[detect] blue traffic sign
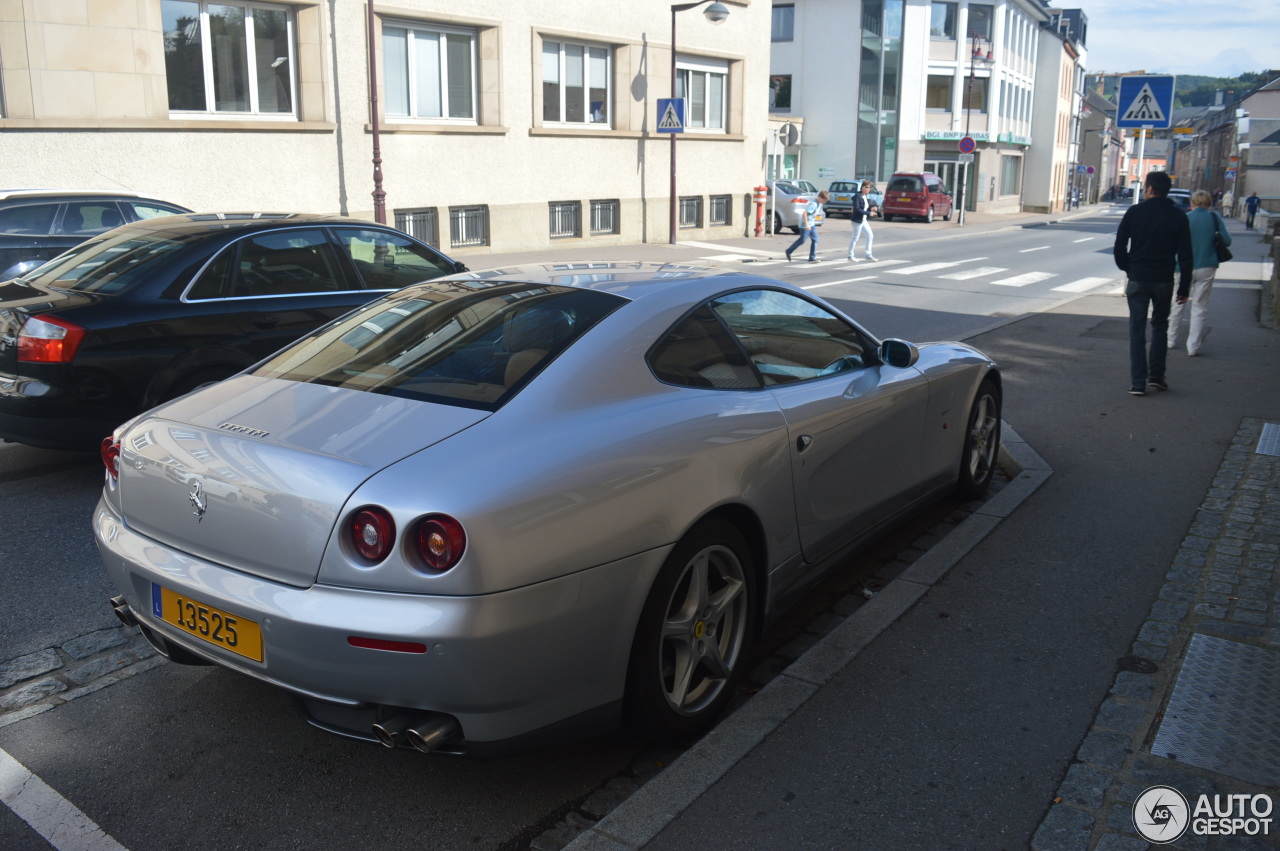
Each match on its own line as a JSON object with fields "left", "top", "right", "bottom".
{"left": 657, "top": 98, "right": 685, "bottom": 133}
{"left": 1116, "top": 75, "right": 1175, "bottom": 129}
{"left": 958, "top": 135, "right": 976, "bottom": 154}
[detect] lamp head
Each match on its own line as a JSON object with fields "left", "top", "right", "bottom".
{"left": 704, "top": 2, "right": 730, "bottom": 23}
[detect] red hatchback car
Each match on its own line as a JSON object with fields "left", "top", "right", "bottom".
{"left": 881, "top": 172, "right": 954, "bottom": 223}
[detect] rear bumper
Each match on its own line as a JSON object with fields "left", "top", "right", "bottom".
{"left": 0, "top": 371, "right": 127, "bottom": 449}
{"left": 94, "top": 497, "right": 669, "bottom": 747}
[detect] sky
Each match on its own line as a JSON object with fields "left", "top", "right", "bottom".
{"left": 1080, "top": 0, "right": 1280, "bottom": 79}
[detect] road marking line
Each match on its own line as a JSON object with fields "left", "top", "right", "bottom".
{"left": 990, "top": 271, "right": 1057, "bottom": 287}
{"left": 803, "top": 276, "right": 879, "bottom": 289}
{"left": 1052, "top": 276, "right": 1113, "bottom": 293}
{"left": 677, "top": 240, "right": 756, "bottom": 253}
{"left": 697, "top": 253, "right": 763, "bottom": 262}
{"left": 1073, "top": 237, "right": 1096, "bottom": 243}
{"left": 834, "top": 259, "right": 908, "bottom": 270}
{"left": 939, "top": 266, "right": 1008, "bottom": 280}
{"left": 0, "top": 746, "right": 128, "bottom": 851}
{"left": 888, "top": 258, "right": 987, "bottom": 275}
{"left": 1020, "top": 246, "right": 1051, "bottom": 253}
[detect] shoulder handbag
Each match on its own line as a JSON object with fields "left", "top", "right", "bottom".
{"left": 1212, "top": 213, "right": 1233, "bottom": 263}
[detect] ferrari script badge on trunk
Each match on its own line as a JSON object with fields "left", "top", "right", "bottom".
{"left": 188, "top": 481, "right": 207, "bottom": 522}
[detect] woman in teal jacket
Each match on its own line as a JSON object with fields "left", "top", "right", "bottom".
{"left": 1167, "top": 189, "right": 1232, "bottom": 356}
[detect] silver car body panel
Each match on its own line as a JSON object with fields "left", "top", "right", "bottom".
{"left": 96, "top": 262, "right": 998, "bottom": 746}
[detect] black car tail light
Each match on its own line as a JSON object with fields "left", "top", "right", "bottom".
{"left": 415, "top": 515, "right": 466, "bottom": 572}
{"left": 101, "top": 437, "right": 121, "bottom": 480}
{"left": 18, "top": 314, "right": 86, "bottom": 363}
{"left": 351, "top": 507, "right": 396, "bottom": 562}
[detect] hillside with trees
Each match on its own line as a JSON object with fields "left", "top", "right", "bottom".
{"left": 1175, "top": 72, "right": 1273, "bottom": 107}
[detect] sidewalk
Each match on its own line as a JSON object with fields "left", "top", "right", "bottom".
{"left": 553, "top": 215, "right": 1280, "bottom": 849}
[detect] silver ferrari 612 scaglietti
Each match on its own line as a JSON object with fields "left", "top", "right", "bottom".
{"left": 96, "top": 262, "right": 1001, "bottom": 756}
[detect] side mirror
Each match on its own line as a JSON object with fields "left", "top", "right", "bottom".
{"left": 880, "top": 338, "right": 919, "bottom": 368}
{"left": 454, "top": 261, "right": 469, "bottom": 273}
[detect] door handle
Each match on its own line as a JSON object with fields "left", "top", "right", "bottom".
{"left": 796, "top": 435, "right": 813, "bottom": 453}
{"left": 253, "top": 314, "right": 280, "bottom": 329}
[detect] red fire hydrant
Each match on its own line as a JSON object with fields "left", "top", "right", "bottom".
{"left": 753, "top": 185, "right": 768, "bottom": 236}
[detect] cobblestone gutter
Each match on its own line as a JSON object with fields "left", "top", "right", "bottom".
{"left": 1033, "top": 417, "right": 1280, "bottom": 851}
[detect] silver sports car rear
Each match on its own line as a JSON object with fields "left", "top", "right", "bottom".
{"left": 97, "top": 263, "right": 1001, "bottom": 755}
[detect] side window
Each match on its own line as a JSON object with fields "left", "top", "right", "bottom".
{"left": 60, "top": 203, "right": 124, "bottom": 235}
{"left": 186, "top": 248, "right": 233, "bottom": 301}
{"left": 333, "top": 228, "right": 453, "bottom": 290}
{"left": 709, "top": 289, "right": 867, "bottom": 386}
{"left": 230, "top": 229, "right": 346, "bottom": 297}
{"left": 0, "top": 203, "right": 58, "bottom": 235}
{"left": 648, "top": 305, "right": 759, "bottom": 390}
{"left": 127, "top": 202, "right": 188, "bottom": 220}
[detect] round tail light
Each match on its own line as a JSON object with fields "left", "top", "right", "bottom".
{"left": 101, "top": 437, "right": 121, "bottom": 480}
{"left": 351, "top": 507, "right": 396, "bottom": 562}
{"left": 415, "top": 515, "right": 466, "bottom": 572}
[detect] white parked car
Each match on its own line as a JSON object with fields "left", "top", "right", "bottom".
{"left": 765, "top": 180, "right": 823, "bottom": 234}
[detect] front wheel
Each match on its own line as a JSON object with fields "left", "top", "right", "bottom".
{"left": 943, "top": 206, "right": 952, "bottom": 222}
{"left": 956, "top": 377, "right": 1001, "bottom": 500}
{"left": 625, "top": 519, "right": 755, "bottom": 742}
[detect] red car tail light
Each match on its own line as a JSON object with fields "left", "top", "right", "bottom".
{"left": 101, "top": 437, "right": 121, "bottom": 480}
{"left": 18, "top": 314, "right": 86, "bottom": 363}
{"left": 415, "top": 514, "right": 466, "bottom": 572}
{"left": 351, "top": 507, "right": 396, "bottom": 562}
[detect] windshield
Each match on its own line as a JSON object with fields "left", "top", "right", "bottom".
{"left": 252, "top": 280, "right": 626, "bottom": 411}
{"left": 20, "top": 229, "right": 194, "bottom": 294}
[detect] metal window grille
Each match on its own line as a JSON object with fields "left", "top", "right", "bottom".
{"left": 394, "top": 208, "right": 439, "bottom": 247}
{"left": 449, "top": 205, "right": 489, "bottom": 248}
{"left": 590, "top": 199, "right": 620, "bottom": 235}
{"left": 548, "top": 201, "right": 581, "bottom": 239}
{"left": 679, "top": 196, "right": 702, "bottom": 229}
{"left": 709, "top": 195, "right": 731, "bottom": 226}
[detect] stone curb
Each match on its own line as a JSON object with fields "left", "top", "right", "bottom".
{"left": 562, "top": 421, "right": 1052, "bottom": 850}
{"left": 1031, "top": 417, "right": 1280, "bottom": 851}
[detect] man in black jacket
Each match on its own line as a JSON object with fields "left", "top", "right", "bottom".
{"left": 1114, "top": 171, "right": 1193, "bottom": 395}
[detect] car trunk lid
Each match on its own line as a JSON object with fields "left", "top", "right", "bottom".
{"left": 114, "top": 375, "right": 488, "bottom": 587}
{"left": 0, "top": 280, "right": 98, "bottom": 371}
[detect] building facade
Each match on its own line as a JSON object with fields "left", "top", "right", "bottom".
{"left": 0, "top": 0, "right": 771, "bottom": 256}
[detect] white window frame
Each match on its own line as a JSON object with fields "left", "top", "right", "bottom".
{"left": 541, "top": 38, "right": 613, "bottom": 126}
{"left": 676, "top": 56, "right": 728, "bottom": 132}
{"left": 162, "top": 0, "right": 298, "bottom": 119}
{"left": 382, "top": 19, "right": 478, "bottom": 123}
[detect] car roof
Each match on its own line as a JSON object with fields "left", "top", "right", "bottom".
{"left": 0, "top": 189, "right": 178, "bottom": 202}
{"left": 109, "top": 212, "right": 399, "bottom": 237}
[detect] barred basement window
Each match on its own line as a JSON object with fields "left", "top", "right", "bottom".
{"left": 394, "top": 208, "right": 439, "bottom": 247}
{"left": 449, "top": 205, "right": 489, "bottom": 247}
{"left": 709, "top": 195, "right": 731, "bottom": 226}
{"left": 590, "top": 199, "right": 619, "bottom": 235}
{"left": 679, "top": 197, "right": 702, "bottom": 229}
{"left": 549, "top": 201, "right": 582, "bottom": 239}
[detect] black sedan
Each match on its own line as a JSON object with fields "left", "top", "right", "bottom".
{"left": 0, "top": 213, "right": 465, "bottom": 450}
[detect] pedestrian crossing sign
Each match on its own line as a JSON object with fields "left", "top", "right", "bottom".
{"left": 657, "top": 98, "right": 685, "bottom": 133}
{"left": 1116, "top": 75, "right": 1175, "bottom": 129}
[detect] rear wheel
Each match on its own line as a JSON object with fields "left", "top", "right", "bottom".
{"left": 925, "top": 206, "right": 935, "bottom": 224}
{"left": 767, "top": 212, "right": 783, "bottom": 234}
{"left": 882, "top": 213, "right": 893, "bottom": 222}
{"left": 956, "top": 377, "right": 1001, "bottom": 500}
{"left": 625, "top": 519, "right": 754, "bottom": 742}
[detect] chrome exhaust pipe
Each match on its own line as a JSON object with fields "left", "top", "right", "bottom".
{"left": 110, "top": 595, "right": 138, "bottom": 627}
{"left": 406, "top": 717, "right": 461, "bottom": 754}
{"left": 370, "top": 713, "right": 419, "bottom": 749}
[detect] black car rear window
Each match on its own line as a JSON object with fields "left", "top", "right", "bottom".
{"left": 20, "top": 230, "right": 194, "bottom": 294}
{"left": 888, "top": 176, "right": 924, "bottom": 193}
{"left": 252, "top": 281, "right": 626, "bottom": 411}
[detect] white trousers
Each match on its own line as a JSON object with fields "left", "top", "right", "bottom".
{"left": 847, "top": 219, "right": 874, "bottom": 259}
{"left": 1167, "top": 267, "right": 1216, "bottom": 354}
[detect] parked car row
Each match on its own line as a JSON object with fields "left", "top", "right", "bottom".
{"left": 766, "top": 173, "right": 955, "bottom": 229}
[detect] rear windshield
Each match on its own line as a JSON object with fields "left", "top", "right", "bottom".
{"left": 887, "top": 176, "right": 924, "bottom": 193}
{"left": 19, "top": 230, "right": 194, "bottom": 294}
{"left": 830, "top": 182, "right": 857, "bottom": 193}
{"left": 252, "top": 281, "right": 626, "bottom": 411}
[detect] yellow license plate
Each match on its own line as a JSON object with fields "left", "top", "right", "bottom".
{"left": 153, "top": 584, "right": 264, "bottom": 662}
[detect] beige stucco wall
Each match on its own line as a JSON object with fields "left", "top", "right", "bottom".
{"left": 0, "top": 0, "right": 768, "bottom": 254}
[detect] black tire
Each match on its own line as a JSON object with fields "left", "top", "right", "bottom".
{"left": 788, "top": 225, "right": 801, "bottom": 234}
{"left": 956, "top": 377, "right": 1001, "bottom": 500}
{"left": 624, "top": 519, "right": 755, "bottom": 742}
{"left": 165, "top": 367, "right": 236, "bottom": 402}
{"left": 882, "top": 213, "right": 892, "bottom": 222}
{"left": 766, "top": 212, "right": 783, "bottom": 235}
{"left": 943, "top": 206, "right": 952, "bottom": 222}
{"left": 925, "top": 206, "right": 935, "bottom": 224}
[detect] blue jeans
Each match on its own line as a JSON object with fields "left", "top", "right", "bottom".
{"left": 1126, "top": 278, "right": 1174, "bottom": 388}
{"left": 787, "top": 226, "right": 818, "bottom": 260}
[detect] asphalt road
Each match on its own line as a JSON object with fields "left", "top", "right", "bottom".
{"left": 0, "top": 206, "right": 1138, "bottom": 850}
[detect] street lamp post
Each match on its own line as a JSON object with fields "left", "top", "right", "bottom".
{"left": 669, "top": 1, "right": 729, "bottom": 245}
{"left": 367, "top": 0, "right": 386, "bottom": 223}
{"left": 958, "top": 34, "right": 992, "bottom": 227}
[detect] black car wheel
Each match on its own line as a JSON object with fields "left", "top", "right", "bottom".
{"left": 956, "top": 377, "right": 1001, "bottom": 500}
{"left": 625, "top": 518, "right": 754, "bottom": 742}
{"left": 925, "top": 206, "right": 935, "bottom": 224}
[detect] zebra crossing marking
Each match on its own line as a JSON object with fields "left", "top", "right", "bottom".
{"left": 888, "top": 258, "right": 987, "bottom": 275}
{"left": 1052, "top": 276, "right": 1113, "bottom": 293}
{"left": 939, "top": 266, "right": 1008, "bottom": 280}
{"left": 990, "top": 271, "right": 1057, "bottom": 287}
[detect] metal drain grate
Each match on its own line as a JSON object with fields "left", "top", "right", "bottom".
{"left": 1150, "top": 634, "right": 1280, "bottom": 787}
{"left": 1259, "top": 422, "right": 1280, "bottom": 456}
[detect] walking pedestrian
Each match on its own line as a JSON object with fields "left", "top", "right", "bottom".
{"left": 846, "top": 180, "right": 879, "bottom": 262}
{"left": 1212, "top": 188, "right": 1223, "bottom": 209}
{"left": 1244, "top": 191, "right": 1261, "bottom": 229}
{"left": 786, "top": 190, "right": 828, "bottom": 262}
{"left": 1113, "top": 171, "right": 1193, "bottom": 396}
{"left": 1167, "top": 190, "right": 1232, "bottom": 357}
